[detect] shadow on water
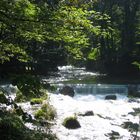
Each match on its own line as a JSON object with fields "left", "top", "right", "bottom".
{"left": 63, "top": 75, "right": 140, "bottom": 84}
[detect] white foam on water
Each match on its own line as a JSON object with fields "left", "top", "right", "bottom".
{"left": 49, "top": 93, "right": 140, "bottom": 140}
{"left": 47, "top": 66, "right": 99, "bottom": 83}
{"left": 0, "top": 82, "right": 140, "bottom": 140}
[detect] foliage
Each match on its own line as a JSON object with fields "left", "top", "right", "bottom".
{"left": 62, "top": 116, "right": 81, "bottom": 129}
{"left": 42, "top": 82, "right": 57, "bottom": 92}
{"left": 0, "top": 0, "right": 140, "bottom": 76}
{"left": 12, "top": 74, "right": 45, "bottom": 98}
{"left": 85, "top": 0, "right": 140, "bottom": 75}
{"left": 14, "top": 89, "right": 27, "bottom": 102}
{"left": 34, "top": 103, "right": 56, "bottom": 121}
{"left": 0, "top": 109, "right": 50, "bottom": 140}
{"left": 30, "top": 98, "right": 43, "bottom": 105}
{"left": 132, "top": 61, "right": 140, "bottom": 69}
{"left": 0, "top": 91, "right": 9, "bottom": 104}
{"left": 0, "top": 0, "right": 35, "bottom": 63}
{"left": 0, "top": 0, "right": 100, "bottom": 75}
{"left": 0, "top": 110, "right": 26, "bottom": 140}
{"left": 0, "top": 87, "right": 56, "bottom": 140}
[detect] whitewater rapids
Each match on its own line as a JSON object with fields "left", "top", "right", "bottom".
{"left": 49, "top": 93, "right": 140, "bottom": 140}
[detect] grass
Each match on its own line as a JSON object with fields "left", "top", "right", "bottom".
{"left": 30, "top": 98, "right": 43, "bottom": 105}
{"left": 62, "top": 116, "right": 81, "bottom": 129}
{"left": 34, "top": 103, "right": 56, "bottom": 121}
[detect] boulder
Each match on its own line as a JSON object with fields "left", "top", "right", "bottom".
{"left": 59, "top": 86, "right": 75, "bottom": 97}
{"left": 128, "top": 99, "right": 140, "bottom": 103}
{"left": 63, "top": 116, "right": 81, "bottom": 129}
{"left": 78, "top": 111, "right": 94, "bottom": 116}
{"left": 105, "top": 95, "right": 117, "bottom": 100}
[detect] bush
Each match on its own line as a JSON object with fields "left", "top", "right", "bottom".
{"left": 62, "top": 116, "right": 81, "bottom": 129}
{"left": 12, "top": 75, "right": 44, "bottom": 98}
{"left": 0, "top": 77, "right": 56, "bottom": 139}
{"left": 34, "top": 103, "right": 56, "bottom": 121}
{"left": 0, "top": 110, "right": 31, "bottom": 140}
{"left": 14, "top": 90, "right": 27, "bottom": 102}
{"left": 42, "top": 82, "right": 57, "bottom": 92}
{"left": 0, "top": 109, "right": 56, "bottom": 140}
{"left": 0, "top": 91, "right": 9, "bottom": 104}
{"left": 11, "top": 74, "right": 50, "bottom": 103}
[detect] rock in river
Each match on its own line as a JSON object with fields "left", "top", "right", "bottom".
{"left": 59, "top": 86, "right": 75, "bottom": 97}
{"left": 78, "top": 111, "right": 94, "bottom": 116}
{"left": 105, "top": 95, "right": 117, "bottom": 100}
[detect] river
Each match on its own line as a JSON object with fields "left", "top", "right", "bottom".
{"left": 1, "top": 66, "right": 140, "bottom": 140}
{"left": 48, "top": 66, "right": 140, "bottom": 140}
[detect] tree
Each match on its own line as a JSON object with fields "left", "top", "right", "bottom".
{"left": 85, "top": 0, "right": 140, "bottom": 76}
{"left": 0, "top": 0, "right": 100, "bottom": 76}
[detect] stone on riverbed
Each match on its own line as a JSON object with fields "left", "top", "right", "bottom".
{"left": 128, "top": 98, "right": 140, "bottom": 103}
{"left": 106, "top": 130, "right": 120, "bottom": 139}
{"left": 78, "top": 111, "right": 94, "bottom": 116}
{"left": 122, "top": 121, "right": 139, "bottom": 132}
{"left": 59, "top": 86, "right": 75, "bottom": 97}
{"left": 105, "top": 95, "right": 117, "bottom": 100}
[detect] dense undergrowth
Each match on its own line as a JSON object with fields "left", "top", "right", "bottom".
{"left": 0, "top": 75, "right": 57, "bottom": 140}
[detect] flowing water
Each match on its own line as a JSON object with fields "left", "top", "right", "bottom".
{"left": 46, "top": 65, "right": 99, "bottom": 84}
{"left": 48, "top": 66, "right": 140, "bottom": 140}
{"left": 1, "top": 66, "right": 140, "bottom": 140}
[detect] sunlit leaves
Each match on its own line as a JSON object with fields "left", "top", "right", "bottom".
{"left": 132, "top": 61, "right": 140, "bottom": 69}
{"left": 14, "top": 0, "right": 37, "bottom": 19}
{"left": 88, "top": 47, "right": 100, "bottom": 60}
{"left": 0, "top": 0, "right": 40, "bottom": 63}
{"left": 47, "top": 5, "right": 101, "bottom": 59}
{"left": 0, "top": 41, "right": 29, "bottom": 63}
{"left": 0, "top": 0, "right": 106, "bottom": 63}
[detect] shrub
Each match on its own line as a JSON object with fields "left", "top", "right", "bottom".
{"left": 0, "top": 110, "right": 31, "bottom": 140}
{"left": 0, "top": 91, "right": 9, "bottom": 104}
{"left": 34, "top": 103, "right": 56, "bottom": 121}
{"left": 14, "top": 90, "right": 27, "bottom": 102}
{"left": 12, "top": 75, "right": 44, "bottom": 98}
{"left": 62, "top": 116, "right": 81, "bottom": 129}
{"left": 0, "top": 109, "right": 56, "bottom": 140}
{"left": 30, "top": 98, "right": 43, "bottom": 105}
{"left": 12, "top": 75, "right": 49, "bottom": 102}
